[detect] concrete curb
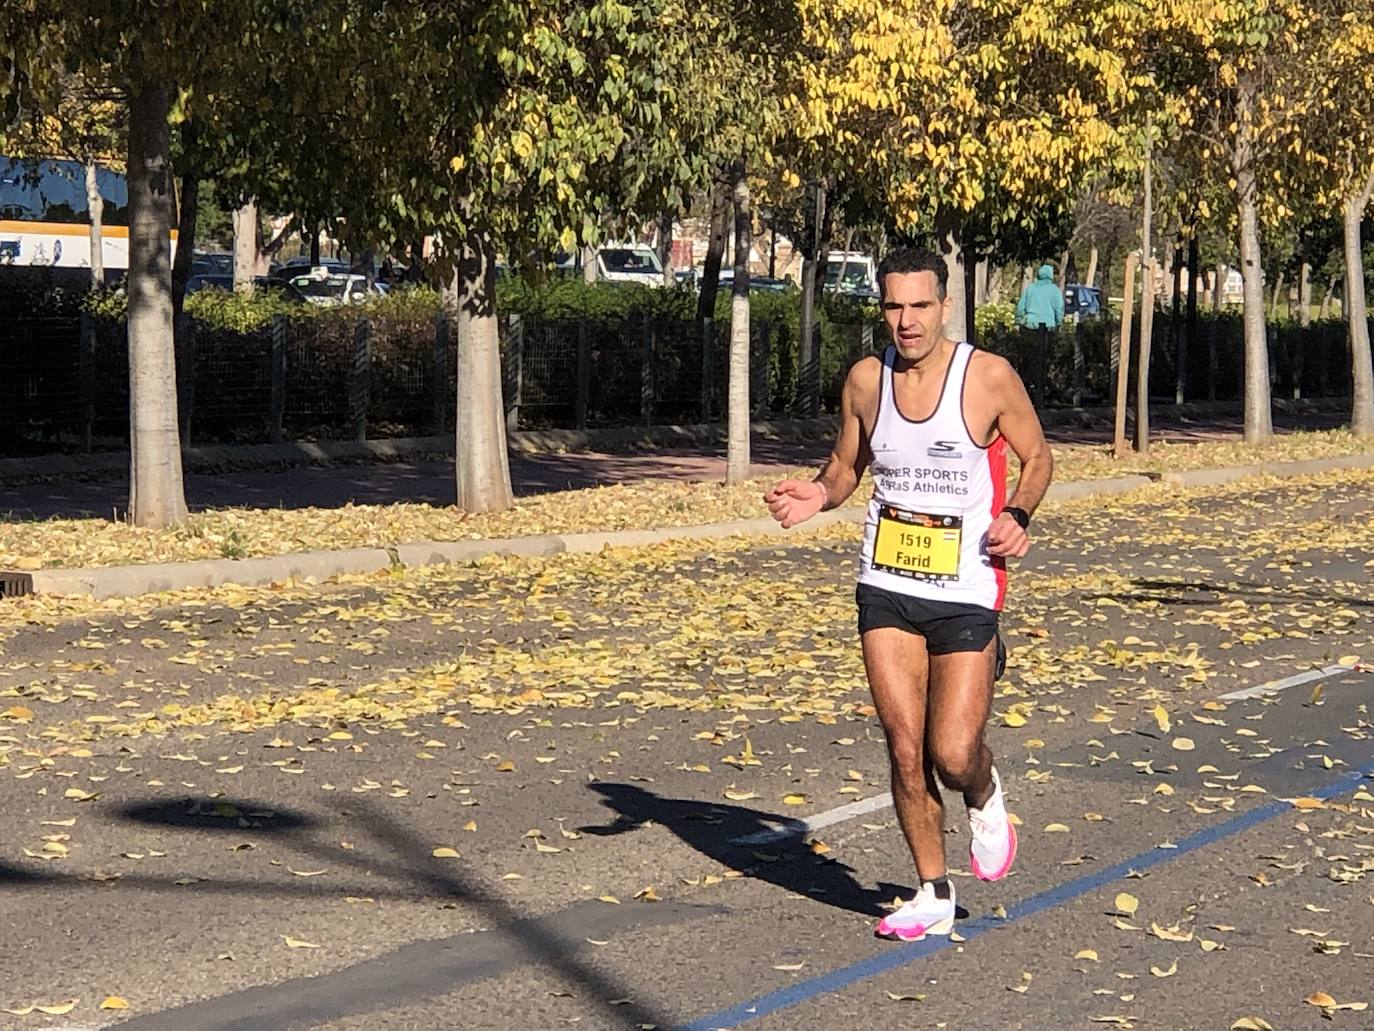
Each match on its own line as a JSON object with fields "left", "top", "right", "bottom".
{"left": 16, "top": 455, "right": 1371, "bottom": 601}
{"left": 1158, "top": 452, "right": 1374, "bottom": 487}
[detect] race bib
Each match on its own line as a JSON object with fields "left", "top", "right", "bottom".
{"left": 872, "top": 506, "right": 963, "bottom": 581}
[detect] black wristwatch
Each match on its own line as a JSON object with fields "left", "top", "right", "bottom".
{"left": 1001, "top": 505, "right": 1030, "bottom": 529}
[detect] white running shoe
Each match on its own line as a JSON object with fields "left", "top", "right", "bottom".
{"left": 969, "top": 766, "right": 1017, "bottom": 882}
{"left": 874, "top": 882, "right": 956, "bottom": 942}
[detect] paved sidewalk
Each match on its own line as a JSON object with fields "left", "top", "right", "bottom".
{"left": 6, "top": 405, "right": 1351, "bottom": 520}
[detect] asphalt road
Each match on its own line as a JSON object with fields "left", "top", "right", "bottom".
{"left": 0, "top": 469, "right": 1370, "bottom": 1030}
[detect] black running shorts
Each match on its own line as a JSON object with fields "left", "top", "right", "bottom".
{"left": 856, "top": 583, "right": 1006, "bottom": 677}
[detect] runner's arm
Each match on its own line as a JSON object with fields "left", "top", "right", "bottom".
{"left": 993, "top": 359, "right": 1053, "bottom": 516}
{"left": 813, "top": 359, "right": 874, "bottom": 510}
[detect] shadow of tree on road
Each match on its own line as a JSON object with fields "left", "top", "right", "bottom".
{"left": 0, "top": 795, "right": 677, "bottom": 1031}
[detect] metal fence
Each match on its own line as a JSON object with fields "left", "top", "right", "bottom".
{"left": 0, "top": 309, "right": 1365, "bottom": 452}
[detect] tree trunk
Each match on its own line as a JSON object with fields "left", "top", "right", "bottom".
{"left": 1235, "top": 174, "right": 1274, "bottom": 441}
{"left": 581, "top": 244, "right": 598, "bottom": 284}
{"left": 256, "top": 216, "right": 295, "bottom": 277}
{"left": 85, "top": 161, "right": 104, "bottom": 285}
{"left": 126, "top": 85, "right": 188, "bottom": 529}
{"left": 310, "top": 224, "right": 321, "bottom": 268}
{"left": 986, "top": 262, "right": 1004, "bottom": 303}
{"left": 798, "top": 181, "right": 829, "bottom": 417}
{"left": 1345, "top": 184, "right": 1374, "bottom": 436}
{"left": 1214, "top": 262, "right": 1227, "bottom": 312}
{"left": 1135, "top": 129, "right": 1155, "bottom": 452}
{"left": 696, "top": 180, "right": 731, "bottom": 324}
{"left": 1136, "top": 260, "right": 1155, "bottom": 453}
{"left": 1085, "top": 246, "right": 1099, "bottom": 290}
{"left": 658, "top": 214, "right": 674, "bottom": 288}
{"left": 453, "top": 229, "right": 514, "bottom": 511}
{"left": 974, "top": 257, "right": 989, "bottom": 305}
{"left": 726, "top": 162, "right": 752, "bottom": 484}
{"left": 171, "top": 137, "right": 198, "bottom": 313}
{"left": 937, "top": 212, "right": 969, "bottom": 343}
{"left": 1298, "top": 262, "right": 1311, "bottom": 328}
{"left": 171, "top": 155, "right": 198, "bottom": 444}
{"left": 1319, "top": 280, "right": 1336, "bottom": 321}
{"left": 232, "top": 201, "right": 257, "bottom": 293}
{"left": 1057, "top": 248, "right": 1069, "bottom": 290}
{"left": 1114, "top": 253, "right": 1138, "bottom": 459}
{"left": 1183, "top": 234, "right": 1198, "bottom": 403}
{"left": 1269, "top": 270, "right": 1285, "bottom": 321}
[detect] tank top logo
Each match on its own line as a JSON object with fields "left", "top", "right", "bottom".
{"left": 927, "top": 440, "right": 965, "bottom": 460}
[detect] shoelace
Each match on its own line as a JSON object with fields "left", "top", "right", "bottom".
{"left": 970, "top": 808, "right": 1001, "bottom": 840}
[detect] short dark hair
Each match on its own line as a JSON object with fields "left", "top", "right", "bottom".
{"left": 877, "top": 248, "right": 947, "bottom": 301}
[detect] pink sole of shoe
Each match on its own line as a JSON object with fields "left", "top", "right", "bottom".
{"left": 971, "top": 821, "right": 1018, "bottom": 882}
{"left": 874, "top": 914, "right": 955, "bottom": 942}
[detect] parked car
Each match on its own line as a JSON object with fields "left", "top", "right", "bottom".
{"left": 190, "top": 251, "right": 232, "bottom": 277}
{"left": 184, "top": 273, "right": 308, "bottom": 303}
{"left": 185, "top": 272, "right": 235, "bottom": 294}
{"left": 1064, "top": 283, "right": 1103, "bottom": 318}
{"left": 596, "top": 243, "right": 665, "bottom": 287}
{"left": 254, "top": 276, "right": 308, "bottom": 303}
{"left": 289, "top": 270, "right": 374, "bottom": 306}
{"left": 716, "top": 269, "right": 796, "bottom": 293}
{"left": 825, "top": 252, "right": 878, "bottom": 297}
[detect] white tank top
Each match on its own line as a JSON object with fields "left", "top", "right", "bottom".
{"left": 857, "top": 342, "right": 1009, "bottom": 610}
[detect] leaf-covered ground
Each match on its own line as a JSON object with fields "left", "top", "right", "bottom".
{"left": 1, "top": 429, "right": 1368, "bottom": 571}
{"left": 0, "top": 468, "right": 1369, "bottom": 1028}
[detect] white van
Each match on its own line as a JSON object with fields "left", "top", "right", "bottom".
{"left": 596, "top": 243, "right": 664, "bottom": 287}
{"left": 825, "top": 251, "right": 877, "bottom": 297}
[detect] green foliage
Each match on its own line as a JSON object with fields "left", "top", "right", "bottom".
{"left": 82, "top": 285, "right": 129, "bottom": 320}
{"left": 183, "top": 288, "right": 304, "bottom": 331}
{"left": 497, "top": 278, "right": 699, "bottom": 323}
{"left": 975, "top": 302, "right": 1017, "bottom": 337}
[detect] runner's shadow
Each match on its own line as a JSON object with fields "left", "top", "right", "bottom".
{"left": 580, "top": 782, "right": 914, "bottom": 918}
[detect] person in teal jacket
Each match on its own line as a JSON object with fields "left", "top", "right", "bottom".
{"left": 1016, "top": 264, "right": 1065, "bottom": 329}
{"left": 1015, "top": 264, "right": 1063, "bottom": 405}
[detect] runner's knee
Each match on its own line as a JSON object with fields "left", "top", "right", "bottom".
{"left": 929, "top": 739, "right": 980, "bottom": 789}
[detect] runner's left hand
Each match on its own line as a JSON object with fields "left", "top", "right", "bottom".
{"left": 985, "top": 513, "right": 1030, "bottom": 558}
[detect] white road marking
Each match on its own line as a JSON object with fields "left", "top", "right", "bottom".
{"left": 731, "top": 791, "right": 894, "bottom": 846}
{"left": 729, "top": 665, "right": 1363, "bottom": 847}
{"left": 1218, "top": 663, "right": 1357, "bottom": 701}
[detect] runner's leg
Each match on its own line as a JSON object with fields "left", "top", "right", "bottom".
{"left": 926, "top": 636, "right": 998, "bottom": 809}
{"left": 861, "top": 627, "right": 946, "bottom": 880}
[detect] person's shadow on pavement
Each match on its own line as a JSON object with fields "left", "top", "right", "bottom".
{"left": 579, "top": 782, "right": 915, "bottom": 917}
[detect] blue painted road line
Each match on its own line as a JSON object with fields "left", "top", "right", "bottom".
{"left": 678, "top": 761, "right": 1374, "bottom": 1031}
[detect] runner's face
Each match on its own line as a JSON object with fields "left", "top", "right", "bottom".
{"left": 880, "top": 271, "right": 950, "bottom": 363}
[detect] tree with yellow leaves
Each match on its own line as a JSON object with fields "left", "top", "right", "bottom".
{"left": 1144, "top": 0, "right": 1322, "bottom": 443}
{"left": 789, "top": 0, "right": 1147, "bottom": 340}
{"left": 1294, "top": 0, "right": 1374, "bottom": 435}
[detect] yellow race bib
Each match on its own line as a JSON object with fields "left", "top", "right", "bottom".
{"left": 872, "top": 506, "right": 963, "bottom": 581}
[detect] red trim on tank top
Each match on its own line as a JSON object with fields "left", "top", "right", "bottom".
{"left": 987, "top": 435, "right": 1008, "bottom": 610}
{"left": 959, "top": 343, "right": 1001, "bottom": 450}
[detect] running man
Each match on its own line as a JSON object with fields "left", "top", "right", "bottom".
{"left": 765, "top": 247, "right": 1053, "bottom": 941}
